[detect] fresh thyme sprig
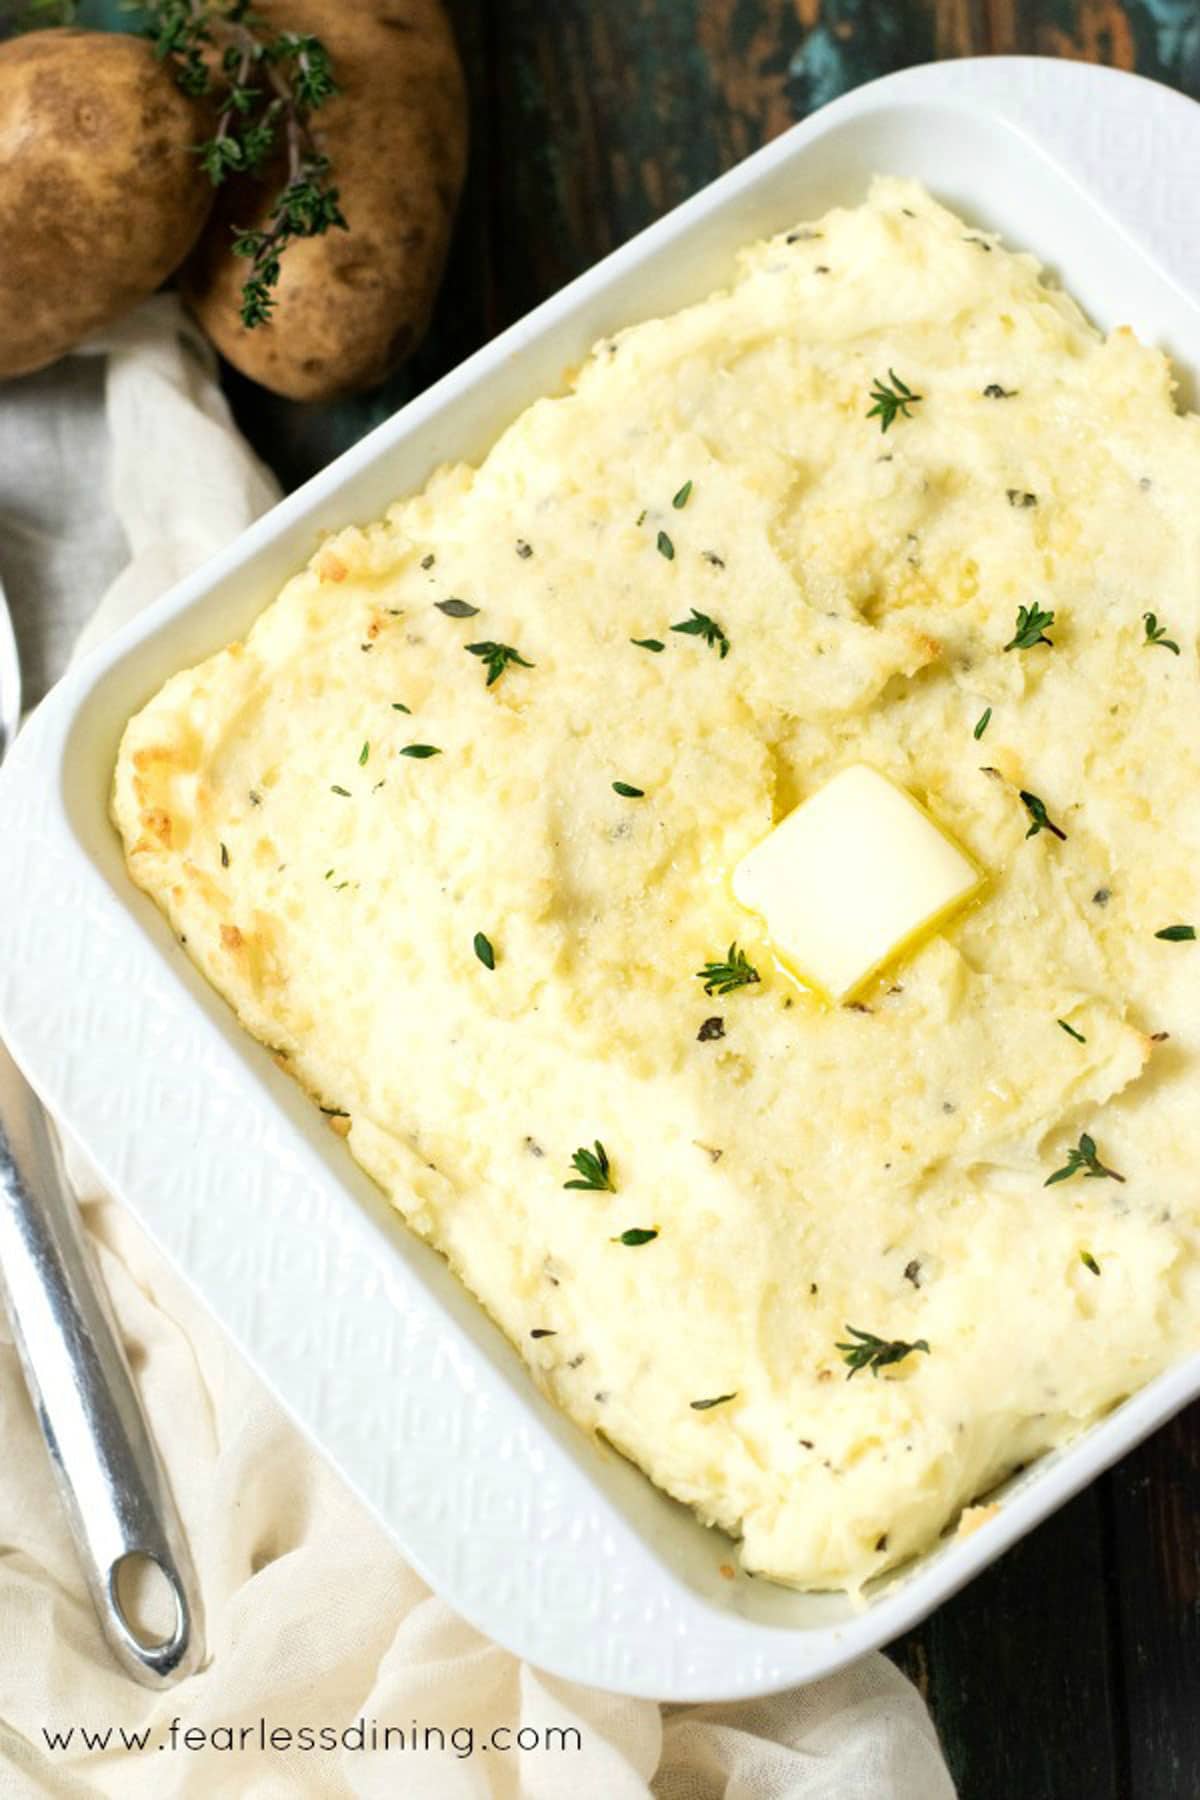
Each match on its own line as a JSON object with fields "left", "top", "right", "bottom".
{"left": 1143, "top": 612, "right": 1181, "bottom": 654}
{"left": 137, "top": 1, "right": 346, "bottom": 328}
{"left": 564, "top": 1141, "right": 615, "bottom": 1192}
{"left": 1019, "top": 789, "right": 1067, "bottom": 841}
{"left": 465, "top": 640, "right": 534, "bottom": 686}
{"left": 1044, "top": 1131, "right": 1125, "bottom": 1186}
{"left": 671, "top": 609, "right": 729, "bottom": 658}
{"left": 837, "top": 1326, "right": 930, "bottom": 1379}
{"left": 1005, "top": 604, "right": 1055, "bottom": 651}
{"left": 866, "top": 369, "right": 922, "bottom": 432}
{"left": 697, "top": 943, "right": 760, "bottom": 996}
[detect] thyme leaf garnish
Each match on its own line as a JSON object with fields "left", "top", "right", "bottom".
{"left": 400, "top": 744, "right": 441, "bottom": 759}
{"left": 612, "top": 781, "right": 645, "bottom": 798}
{"left": 671, "top": 609, "right": 729, "bottom": 657}
{"left": 697, "top": 943, "right": 760, "bottom": 996}
{"left": 672, "top": 480, "right": 693, "bottom": 510}
{"left": 1143, "top": 612, "right": 1181, "bottom": 654}
{"left": 1080, "top": 1251, "right": 1101, "bottom": 1276}
{"left": 1155, "top": 924, "right": 1196, "bottom": 940}
{"left": 973, "top": 707, "right": 991, "bottom": 740}
{"left": 866, "top": 369, "right": 922, "bottom": 432}
{"left": 657, "top": 530, "right": 675, "bottom": 560}
{"left": 473, "top": 932, "right": 496, "bottom": 970}
{"left": 837, "top": 1326, "right": 930, "bottom": 1379}
{"left": 1020, "top": 790, "right": 1067, "bottom": 841}
{"left": 690, "top": 1393, "right": 737, "bottom": 1411}
{"left": 1005, "top": 604, "right": 1055, "bottom": 651}
{"left": 437, "top": 598, "right": 480, "bottom": 618}
{"left": 564, "top": 1141, "right": 615, "bottom": 1192}
{"left": 613, "top": 1228, "right": 657, "bottom": 1246}
{"left": 1044, "top": 1132, "right": 1125, "bottom": 1186}
{"left": 466, "top": 640, "right": 534, "bottom": 686}
{"left": 631, "top": 637, "right": 665, "bottom": 653}
{"left": 1058, "top": 1019, "right": 1087, "bottom": 1043}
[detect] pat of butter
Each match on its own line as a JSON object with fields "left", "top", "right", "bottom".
{"left": 733, "top": 764, "right": 982, "bottom": 1002}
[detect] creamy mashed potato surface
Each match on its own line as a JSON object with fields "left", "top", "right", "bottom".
{"left": 113, "top": 179, "right": 1200, "bottom": 1592}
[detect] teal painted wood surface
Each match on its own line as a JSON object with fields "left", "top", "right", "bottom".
{"left": 55, "top": 5, "right": 1200, "bottom": 1794}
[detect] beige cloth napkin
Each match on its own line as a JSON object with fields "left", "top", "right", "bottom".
{"left": 0, "top": 299, "right": 957, "bottom": 1799}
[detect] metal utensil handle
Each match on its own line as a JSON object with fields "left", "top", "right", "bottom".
{"left": 0, "top": 1040, "right": 204, "bottom": 1686}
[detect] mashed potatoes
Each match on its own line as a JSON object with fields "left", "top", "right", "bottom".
{"left": 112, "top": 178, "right": 1200, "bottom": 1592}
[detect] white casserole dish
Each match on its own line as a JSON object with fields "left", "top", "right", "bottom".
{"left": 3, "top": 57, "right": 1200, "bottom": 1701}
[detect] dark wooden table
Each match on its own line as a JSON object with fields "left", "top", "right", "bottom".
{"left": 181, "top": 5, "right": 1200, "bottom": 1794}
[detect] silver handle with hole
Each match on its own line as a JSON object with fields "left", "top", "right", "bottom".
{"left": 0, "top": 1039, "right": 204, "bottom": 1686}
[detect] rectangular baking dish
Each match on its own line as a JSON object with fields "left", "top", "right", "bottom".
{"left": 4, "top": 57, "right": 1200, "bottom": 1701}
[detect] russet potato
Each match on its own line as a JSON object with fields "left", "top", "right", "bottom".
{"left": 0, "top": 30, "right": 211, "bottom": 379}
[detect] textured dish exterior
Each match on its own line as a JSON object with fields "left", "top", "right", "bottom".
{"left": 3, "top": 61, "right": 1200, "bottom": 1699}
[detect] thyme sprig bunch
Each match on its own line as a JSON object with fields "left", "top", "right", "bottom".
{"left": 136, "top": 0, "right": 346, "bottom": 327}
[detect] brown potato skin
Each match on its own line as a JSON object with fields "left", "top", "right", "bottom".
{"left": 181, "top": 0, "right": 468, "bottom": 402}
{"left": 0, "top": 31, "right": 212, "bottom": 380}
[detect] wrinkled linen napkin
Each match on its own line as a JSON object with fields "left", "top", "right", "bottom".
{"left": 0, "top": 297, "right": 957, "bottom": 1799}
